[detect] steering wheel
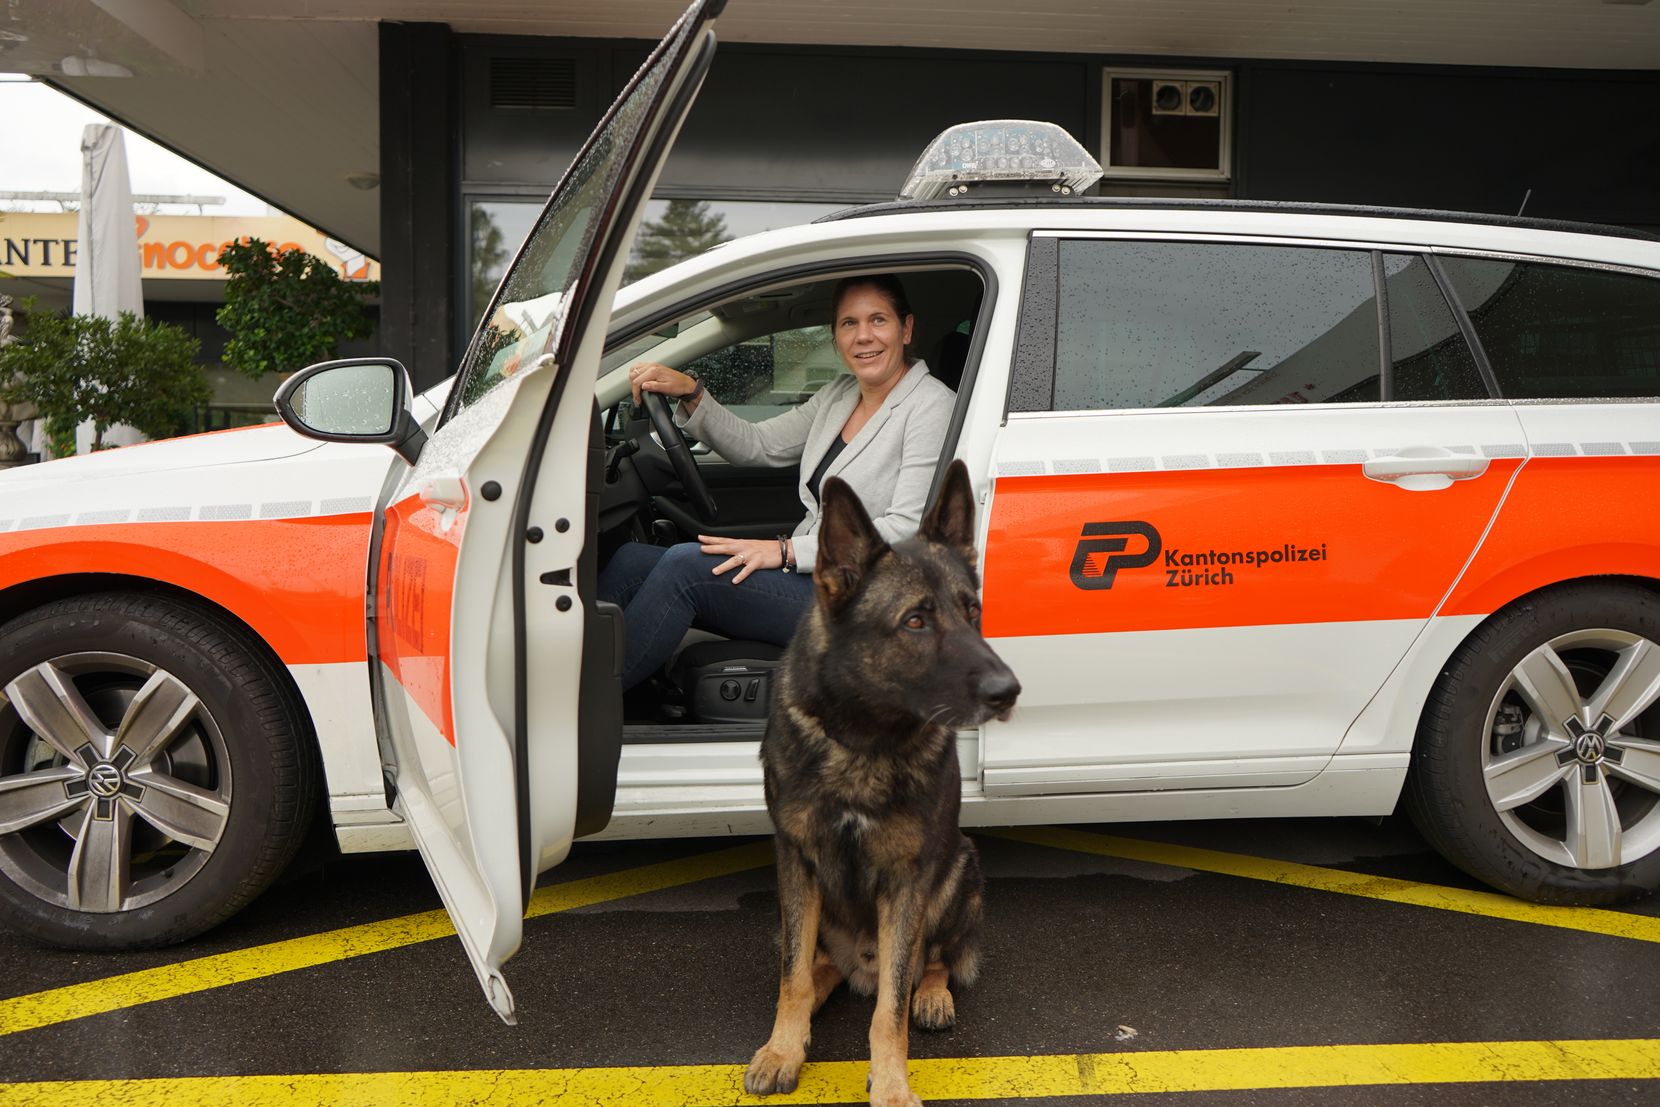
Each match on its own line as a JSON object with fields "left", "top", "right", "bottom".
{"left": 641, "top": 389, "right": 719, "bottom": 522}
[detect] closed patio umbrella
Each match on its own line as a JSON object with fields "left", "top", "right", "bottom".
{"left": 71, "top": 122, "right": 145, "bottom": 453}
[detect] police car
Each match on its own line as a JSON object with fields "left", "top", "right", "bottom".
{"left": 4, "top": 0, "right": 1659, "bottom": 1021}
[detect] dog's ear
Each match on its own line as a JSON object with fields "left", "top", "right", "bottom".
{"left": 920, "top": 459, "right": 976, "bottom": 556}
{"left": 816, "top": 477, "right": 886, "bottom": 611}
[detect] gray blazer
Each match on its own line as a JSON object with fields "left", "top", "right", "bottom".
{"left": 678, "top": 361, "right": 955, "bottom": 572}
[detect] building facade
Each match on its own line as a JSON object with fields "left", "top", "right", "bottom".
{"left": 379, "top": 24, "right": 1660, "bottom": 390}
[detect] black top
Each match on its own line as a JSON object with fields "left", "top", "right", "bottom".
{"left": 807, "top": 435, "right": 849, "bottom": 504}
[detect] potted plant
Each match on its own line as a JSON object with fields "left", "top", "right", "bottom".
{"left": 0, "top": 296, "right": 35, "bottom": 468}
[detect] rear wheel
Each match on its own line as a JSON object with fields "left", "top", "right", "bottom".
{"left": 1407, "top": 582, "right": 1660, "bottom": 904}
{"left": 0, "top": 592, "right": 318, "bottom": 947}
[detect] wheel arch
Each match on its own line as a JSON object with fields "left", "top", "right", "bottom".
{"left": 1337, "top": 572, "right": 1660, "bottom": 790}
{"left": 1401, "top": 572, "right": 1660, "bottom": 903}
{"left": 1413, "top": 571, "right": 1660, "bottom": 744}
{"left": 1458, "top": 571, "right": 1660, "bottom": 629}
{"left": 0, "top": 571, "right": 298, "bottom": 686}
{"left": 0, "top": 573, "right": 335, "bottom": 841}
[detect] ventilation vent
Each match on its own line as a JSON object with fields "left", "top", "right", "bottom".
{"left": 490, "top": 57, "right": 576, "bottom": 110}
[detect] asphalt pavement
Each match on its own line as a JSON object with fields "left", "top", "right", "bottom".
{"left": 2, "top": 816, "right": 1659, "bottom": 1105}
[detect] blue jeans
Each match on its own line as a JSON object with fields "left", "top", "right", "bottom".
{"left": 598, "top": 541, "right": 816, "bottom": 690}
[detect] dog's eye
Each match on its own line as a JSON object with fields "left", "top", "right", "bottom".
{"left": 903, "top": 611, "right": 928, "bottom": 631}
{"left": 965, "top": 601, "right": 982, "bottom": 623}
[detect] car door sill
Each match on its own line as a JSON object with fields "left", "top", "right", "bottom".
{"left": 622, "top": 722, "right": 767, "bottom": 744}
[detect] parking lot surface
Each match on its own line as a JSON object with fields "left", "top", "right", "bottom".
{"left": 3, "top": 816, "right": 1659, "bottom": 1105}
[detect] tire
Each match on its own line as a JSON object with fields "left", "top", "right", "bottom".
{"left": 0, "top": 592, "right": 318, "bottom": 948}
{"left": 1406, "top": 581, "right": 1660, "bottom": 905}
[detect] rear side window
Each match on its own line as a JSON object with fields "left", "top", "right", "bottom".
{"left": 1052, "top": 240, "right": 1382, "bottom": 410}
{"left": 1382, "top": 254, "right": 1488, "bottom": 402}
{"left": 1439, "top": 256, "right": 1660, "bottom": 399}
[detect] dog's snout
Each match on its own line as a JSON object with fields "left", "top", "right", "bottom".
{"left": 978, "top": 667, "right": 1021, "bottom": 716}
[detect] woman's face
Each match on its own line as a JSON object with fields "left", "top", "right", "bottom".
{"left": 833, "top": 285, "right": 914, "bottom": 392}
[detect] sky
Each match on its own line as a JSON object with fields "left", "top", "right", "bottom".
{"left": 0, "top": 75, "right": 269, "bottom": 215}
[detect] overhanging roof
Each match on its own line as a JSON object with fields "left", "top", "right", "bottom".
{"left": 8, "top": 1, "right": 1659, "bottom": 257}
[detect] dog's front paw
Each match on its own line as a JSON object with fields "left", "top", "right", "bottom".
{"left": 745, "top": 1043, "right": 805, "bottom": 1095}
{"left": 868, "top": 1074, "right": 923, "bottom": 1107}
{"left": 910, "top": 983, "right": 955, "bottom": 1030}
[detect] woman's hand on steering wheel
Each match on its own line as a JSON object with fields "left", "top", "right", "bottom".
{"left": 629, "top": 362, "right": 699, "bottom": 410}
{"left": 628, "top": 361, "right": 719, "bottom": 521}
{"left": 698, "top": 534, "right": 783, "bottom": 584}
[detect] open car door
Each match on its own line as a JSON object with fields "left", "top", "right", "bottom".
{"left": 370, "top": 0, "right": 723, "bottom": 1022}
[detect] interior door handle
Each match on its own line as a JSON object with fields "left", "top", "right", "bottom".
{"left": 1363, "top": 447, "right": 1489, "bottom": 491}
{"left": 418, "top": 472, "right": 468, "bottom": 509}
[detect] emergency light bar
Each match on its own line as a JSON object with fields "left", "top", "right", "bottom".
{"left": 899, "top": 120, "right": 1104, "bottom": 201}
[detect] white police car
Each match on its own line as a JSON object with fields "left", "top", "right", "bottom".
{"left": 3, "top": 0, "right": 1659, "bottom": 1021}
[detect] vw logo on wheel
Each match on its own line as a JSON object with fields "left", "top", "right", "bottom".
{"left": 86, "top": 762, "right": 124, "bottom": 798}
{"left": 1574, "top": 731, "right": 1607, "bottom": 764}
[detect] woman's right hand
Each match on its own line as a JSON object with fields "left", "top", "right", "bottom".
{"left": 628, "top": 362, "right": 698, "bottom": 407}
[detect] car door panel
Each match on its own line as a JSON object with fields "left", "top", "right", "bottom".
{"left": 1444, "top": 404, "right": 1660, "bottom": 617}
{"left": 980, "top": 403, "right": 1526, "bottom": 794}
{"left": 369, "top": 0, "right": 722, "bottom": 1023}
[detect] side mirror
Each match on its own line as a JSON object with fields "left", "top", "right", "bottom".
{"left": 274, "top": 357, "right": 427, "bottom": 464}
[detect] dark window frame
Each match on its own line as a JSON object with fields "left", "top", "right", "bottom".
{"left": 597, "top": 250, "right": 999, "bottom": 506}
{"left": 1425, "top": 253, "right": 1503, "bottom": 398}
{"left": 1430, "top": 250, "right": 1660, "bottom": 402}
{"left": 1022, "top": 235, "right": 1390, "bottom": 413}
{"left": 1009, "top": 235, "right": 1525, "bottom": 414}
{"left": 1380, "top": 251, "right": 1494, "bottom": 404}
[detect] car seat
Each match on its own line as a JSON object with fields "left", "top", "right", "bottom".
{"left": 930, "top": 329, "right": 972, "bottom": 392}
{"left": 669, "top": 639, "right": 785, "bottom": 724}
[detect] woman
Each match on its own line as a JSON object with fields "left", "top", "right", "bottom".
{"left": 600, "top": 274, "right": 956, "bottom": 690}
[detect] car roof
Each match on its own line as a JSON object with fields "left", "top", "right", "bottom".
{"left": 817, "top": 196, "right": 1659, "bottom": 244}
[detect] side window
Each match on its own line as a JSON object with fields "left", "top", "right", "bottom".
{"left": 1439, "top": 256, "right": 1660, "bottom": 399}
{"left": 683, "top": 323, "right": 845, "bottom": 423}
{"left": 1052, "top": 240, "right": 1381, "bottom": 410}
{"left": 1382, "top": 254, "right": 1489, "bottom": 402}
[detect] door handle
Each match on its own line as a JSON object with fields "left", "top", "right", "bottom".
{"left": 418, "top": 472, "right": 468, "bottom": 510}
{"left": 1363, "top": 447, "right": 1488, "bottom": 491}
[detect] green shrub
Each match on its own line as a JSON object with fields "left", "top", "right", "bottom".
{"left": 216, "top": 238, "right": 378, "bottom": 379}
{"left": 0, "top": 301, "right": 209, "bottom": 455}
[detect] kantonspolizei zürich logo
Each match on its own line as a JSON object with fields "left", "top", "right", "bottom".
{"left": 1070, "top": 521, "right": 1328, "bottom": 590}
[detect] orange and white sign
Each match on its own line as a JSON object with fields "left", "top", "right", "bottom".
{"left": 0, "top": 212, "right": 378, "bottom": 282}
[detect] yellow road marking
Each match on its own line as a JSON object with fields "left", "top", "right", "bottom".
{"left": 988, "top": 826, "right": 1660, "bottom": 944}
{"left": 2, "top": 1039, "right": 1658, "bottom": 1104}
{"left": 0, "top": 840, "right": 772, "bottom": 1037}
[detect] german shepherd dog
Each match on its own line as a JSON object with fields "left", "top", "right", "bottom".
{"left": 744, "top": 460, "right": 1021, "bottom": 1107}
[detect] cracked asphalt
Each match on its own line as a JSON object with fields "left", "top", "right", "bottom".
{"left": 2, "top": 816, "right": 1659, "bottom": 1105}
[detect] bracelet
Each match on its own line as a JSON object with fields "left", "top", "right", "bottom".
{"left": 684, "top": 378, "right": 705, "bottom": 405}
{"left": 777, "top": 534, "right": 795, "bottom": 573}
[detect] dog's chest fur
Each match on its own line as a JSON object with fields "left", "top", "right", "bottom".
{"left": 763, "top": 703, "right": 958, "bottom": 929}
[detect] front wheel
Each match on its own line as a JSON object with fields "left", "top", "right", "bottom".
{"left": 1406, "top": 582, "right": 1660, "bottom": 905}
{"left": 0, "top": 592, "right": 318, "bottom": 947}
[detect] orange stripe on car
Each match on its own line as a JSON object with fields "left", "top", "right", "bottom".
{"left": 0, "top": 514, "right": 371, "bottom": 666}
{"left": 982, "top": 462, "right": 1520, "bottom": 638}
{"left": 376, "top": 495, "right": 461, "bottom": 744}
{"left": 1442, "top": 456, "right": 1660, "bottom": 616}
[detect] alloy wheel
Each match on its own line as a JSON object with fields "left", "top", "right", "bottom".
{"left": 1482, "top": 629, "right": 1660, "bottom": 870}
{"left": 0, "top": 652, "right": 232, "bottom": 913}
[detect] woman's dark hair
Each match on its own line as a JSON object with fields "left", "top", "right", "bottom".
{"left": 831, "top": 273, "right": 912, "bottom": 325}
